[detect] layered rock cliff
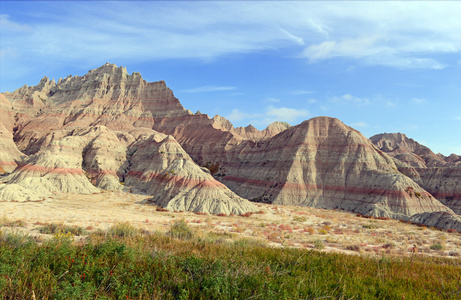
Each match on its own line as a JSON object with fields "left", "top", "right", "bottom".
{"left": 371, "top": 133, "right": 461, "bottom": 214}
{"left": 1, "top": 63, "right": 459, "bottom": 228}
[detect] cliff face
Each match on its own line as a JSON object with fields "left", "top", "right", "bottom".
{"left": 371, "top": 133, "right": 461, "bottom": 214}
{"left": 1, "top": 63, "right": 459, "bottom": 228}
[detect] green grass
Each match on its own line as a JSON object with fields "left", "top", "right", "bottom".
{"left": 1, "top": 225, "right": 461, "bottom": 299}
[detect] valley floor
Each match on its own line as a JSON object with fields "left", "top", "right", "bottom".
{"left": 1, "top": 190, "right": 461, "bottom": 258}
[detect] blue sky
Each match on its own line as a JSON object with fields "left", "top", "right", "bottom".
{"left": 1, "top": 1, "right": 460, "bottom": 155}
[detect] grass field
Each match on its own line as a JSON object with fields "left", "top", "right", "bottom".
{"left": 1, "top": 220, "right": 461, "bottom": 299}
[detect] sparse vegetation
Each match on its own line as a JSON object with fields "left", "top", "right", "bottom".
{"left": 39, "top": 223, "right": 87, "bottom": 236}
{"left": 168, "top": 219, "right": 194, "bottom": 240}
{"left": 430, "top": 243, "right": 445, "bottom": 251}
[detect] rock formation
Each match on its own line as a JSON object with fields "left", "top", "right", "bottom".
{"left": 125, "top": 133, "right": 256, "bottom": 214}
{"left": 371, "top": 133, "right": 461, "bottom": 214}
{"left": 1, "top": 63, "right": 459, "bottom": 228}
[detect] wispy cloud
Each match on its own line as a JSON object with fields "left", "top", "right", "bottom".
{"left": 2, "top": 1, "right": 460, "bottom": 72}
{"left": 0, "top": 14, "right": 31, "bottom": 32}
{"left": 180, "top": 86, "right": 236, "bottom": 93}
{"left": 291, "top": 90, "right": 314, "bottom": 95}
{"left": 226, "top": 109, "right": 261, "bottom": 123}
{"left": 265, "top": 105, "right": 309, "bottom": 122}
{"left": 411, "top": 98, "right": 427, "bottom": 104}
{"left": 226, "top": 105, "right": 309, "bottom": 128}
{"left": 266, "top": 97, "right": 280, "bottom": 103}
{"left": 279, "top": 27, "right": 304, "bottom": 46}
{"left": 455, "top": 116, "right": 461, "bottom": 121}
{"left": 351, "top": 122, "right": 367, "bottom": 128}
{"left": 331, "top": 94, "right": 371, "bottom": 106}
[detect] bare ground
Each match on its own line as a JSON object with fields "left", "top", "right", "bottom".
{"left": 1, "top": 190, "right": 461, "bottom": 258}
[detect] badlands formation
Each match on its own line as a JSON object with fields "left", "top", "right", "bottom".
{"left": 1, "top": 63, "right": 460, "bottom": 229}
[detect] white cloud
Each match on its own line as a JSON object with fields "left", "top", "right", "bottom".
{"left": 455, "top": 116, "right": 461, "bottom": 121}
{"left": 266, "top": 97, "right": 280, "bottom": 103}
{"left": 411, "top": 98, "right": 427, "bottom": 104}
{"left": 351, "top": 122, "right": 367, "bottom": 128}
{"left": 2, "top": 1, "right": 460, "bottom": 72}
{"left": 0, "top": 14, "right": 32, "bottom": 32}
{"left": 265, "top": 105, "right": 309, "bottom": 122}
{"left": 308, "top": 99, "right": 317, "bottom": 104}
{"left": 226, "top": 109, "right": 261, "bottom": 123}
{"left": 279, "top": 27, "right": 304, "bottom": 46}
{"left": 291, "top": 90, "right": 314, "bottom": 95}
{"left": 180, "top": 86, "right": 236, "bottom": 93}
{"left": 332, "top": 94, "right": 371, "bottom": 106}
{"left": 226, "top": 105, "right": 309, "bottom": 128}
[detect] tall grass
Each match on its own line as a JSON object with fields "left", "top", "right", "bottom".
{"left": 0, "top": 225, "right": 460, "bottom": 299}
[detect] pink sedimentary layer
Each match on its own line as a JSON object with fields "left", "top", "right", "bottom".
{"left": 126, "top": 170, "right": 225, "bottom": 189}
{"left": 17, "top": 164, "right": 84, "bottom": 175}
{"left": 0, "top": 161, "right": 17, "bottom": 166}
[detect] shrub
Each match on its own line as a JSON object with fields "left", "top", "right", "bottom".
{"left": 106, "top": 222, "right": 139, "bottom": 238}
{"left": 39, "top": 223, "right": 87, "bottom": 236}
{"left": 346, "top": 244, "right": 361, "bottom": 252}
{"left": 239, "top": 212, "right": 253, "bottom": 217}
{"left": 52, "top": 229, "right": 75, "bottom": 244}
{"left": 430, "top": 243, "right": 444, "bottom": 251}
{"left": 318, "top": 229, "right": 328, "bottom": 235}
{"left": 0, "top": 230, "right": 33, "bottom": 247}
{"left": 156, "top": 206, "right": 168, "bottom": 212}
{"left": 314, "top": 239, "right": 324, "bottom": 250}
{"left": 304, "top": 227, "right": 315, "bottom": 235}
{"left": 168, "top": 219, "right": 194, "bottom": 240}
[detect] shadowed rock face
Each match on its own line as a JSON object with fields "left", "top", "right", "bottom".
{"left": 371, "top": 133, "right": 461, "bottom": 214}
{"left": 1, "top": 63, "right": 459, "bottom": 227}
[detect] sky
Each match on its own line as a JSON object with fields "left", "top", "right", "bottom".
{"left": 1, "top": 1, "right": 460, "bottom": 155}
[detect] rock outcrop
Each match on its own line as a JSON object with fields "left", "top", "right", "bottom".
{"left": 371, "top": 133, "right": 461, "bottom": 214}
{"left": 1, "top": 63, "right": 459, "bottom": 228}
{"left": 125, "top": 133, "right": 256, "bottom": 214}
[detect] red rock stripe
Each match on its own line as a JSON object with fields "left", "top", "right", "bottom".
{"left": 17, "top": 164, "right": 84, "bottom": 175}
{"left": 224, "top": 175, "right": 433, "bottom": 199}
{"left": 127, "top": 170, "right": 224, "bottom": 189}
{"left": 0, "top": 161, "right": 18, "bottom": 166}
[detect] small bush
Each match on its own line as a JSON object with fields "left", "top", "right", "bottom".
{"left": 314, "top": 239, "right": 324, "bottom": 250}
{"left": 0, "top": 230, "right": 33, "bottom": 247}
{"left": 106, "top": 222, "right": 139, "bottom": 238}
{"left": 304, "top": 227, "right": 315, "bottom": 235}
{"left": 346, "top": 244, "right": 361, "bottom": 252}
{"left": 39, "top": 223, "right": 87, "bottom": 236}
{"left": 168, "top": 219, "right": 194, "bottom": 240}
{"left": 0, "top": 217, "right": 26, "bottom": 227}
{"left": 239, "top": 212, "right": 253, "bottom": 217}
{"left": 430, "top": 243, "right": 444, "bottom": 251}
{"left": 156, "top": 206, "right": 168, "bottom": 212}
{"left": 318, "top": 229, "right": 328, "bottom": 235}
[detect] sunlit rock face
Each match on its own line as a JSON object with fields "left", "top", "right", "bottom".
{"left": 371, "top": 133, "right": 461, "bottom": 214}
